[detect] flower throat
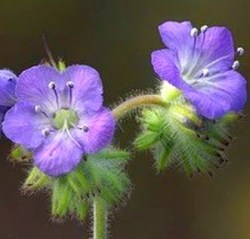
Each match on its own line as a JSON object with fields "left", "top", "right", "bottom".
{"left": 53, "top": 109, "right": 79, "bottom": 130}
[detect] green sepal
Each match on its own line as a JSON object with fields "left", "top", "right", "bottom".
{"left": 57, "top": 60, "right": 66, "bottom": 72}
{"left": 9, "top": 145, "right": 32, "bottom": 163}
{"left": 153, "top": 139, "right": 174, "bottom": 172}
{"left": 22, "top": 146, "right": 131, "bottom": 222}
{"left": 133, "top": 131, "right": 160, "bottom": 150}
{"left": 83, "top": 146, "right": 131, "bottom": 204}
{"left": 135, "top": 97, "right": 239, "bottom": 176}
{"left": 23, "top": 167, "right": 52, "bottom": 191}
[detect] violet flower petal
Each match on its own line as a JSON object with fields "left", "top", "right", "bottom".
{"left": 3, "top": 102, "right": 50, "bottom": 148}
{"left": 75, "top": 107, "right": 115, "bottom": 154}
{"left": 62, "top": 65, "right": 103, "bottom": 111}
{"left": 184, "top": 71, "right": 247, "bottom": 118}
{"left": 34, "top": 132, "right": 83, "bottom": 177}
{"left": 16, "top": 65, "right": 63, "bottom": 112}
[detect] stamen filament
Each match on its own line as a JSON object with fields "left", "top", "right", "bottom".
{"left": 62, "top": 120, "right": 82, "bottom": 149}
{"left": 66, "top": 81, "right": 74, "bottom": 106}
{"left": 35, "top": 105, "right": 50, "bottom": 118}
{"left": 48, "top": 81, "right": 60, "bottom": 107}
{"left": 186, "top": 26, "right": 208, "bottom": 78}
{"left": 237, "top": 47, "right": 244, "bottom": 56}
{"left": 42, "top": 128, "right": 51, "bottom": 136}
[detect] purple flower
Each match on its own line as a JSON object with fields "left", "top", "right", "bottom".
{"left": 3, "top": 65, "right": 115, "bottom": 176}
{"left": 151, "top": 21, "right": 247, "bottom": 119}
{"left": 0, "top": 70, "right": 17, "bottom": 134}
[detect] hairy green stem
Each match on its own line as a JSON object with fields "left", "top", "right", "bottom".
{"left": 93, "top": 197, "right": 108, "bottom": 239}
{"left": 112, "top": 94, "right": 167, "bottom": 119}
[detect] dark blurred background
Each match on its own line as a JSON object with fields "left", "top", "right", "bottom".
{"left": 0, "top": 0, "right": 249, "bottom": 238}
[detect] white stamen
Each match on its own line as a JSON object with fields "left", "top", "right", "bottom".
{"left": 48, "top": 81, "right": 59, "bottom": 107}
{"left": 190, "top": 28, "right": 199, "bottom": 37}
{"left": 48, "top": 81, "right": 56, "bottom": 89}
{"left": 66, "top": 81, "right": 74, "bottom": 88}
{"left": 64, "top": 122, "right": 82, "bottom": 149}
{"left": 35, "top": 105, "right": 49, "bottom": 118}
{"left": 237, "top": 47, "right": 244, "bottom": 56}
{"left": 42, "top": 128, "right": 50, "bottom": 136}
{"left": 232, "top": 60, "right": 240, "bottom": 70}
{"left": 35, "top": 105, "right": 41, "bottom": 113}
{"left": 200, "top": 25, "right": 208, "bottom": 33}
{"left": 202, "top": 68, "right": 209, "bottom": 77}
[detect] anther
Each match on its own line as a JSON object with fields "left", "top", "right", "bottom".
{"left": 232, "top": 60, "right": 240, "bottom": 70}
{"left": 78, "top": 125, "right": 89, "bottom": 132}
{"left": 190, "top": 28, "right": 199, "bottom": 37}
{"left": 202, "top": 68, "right": 209, "bottom": 77}
{"left": 83, "top": 126, "right": 89, "bottom": 132}
{"left": 200, "top": 25, "right": 208, "bottom": 33}
{"left": 237, "top": 47, "right": 244, "bottom": 56}
{"left": 35, "top": 105, "right": 42, "bottom": 113}
{"left": 48, "top": 81, "right": 56, "bottom": 89}
{"left": 66, "top": 81, "right": 74, "bottom": 88}
{"left": 42, "top": 128, "right": 50, "bottom": 136}
{"left": 35, "top": 105, "right": 49, "bottom": 118}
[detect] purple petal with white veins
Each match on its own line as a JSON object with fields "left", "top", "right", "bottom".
{"left": 2, "top": 102, "right": 50, "bottom": 148}
{"left": 159, "top": 21, "right": 193, "bottom": 53}
{"left": 191, "top": 26, "right": 235, "bottom": 75}
{"left": 0, "top": 70, "right": 17, "bottom": 107}
{"left": 62, "top": 65, "right": 103, "bottom": 112}
{"left": 151, "top": 49, "right": 189, "bottom": 89}
{"left": 184, "top": 71, "right": 247, "bottom": 119}
{"left": 75, "top": 107, "right": 115, "bottom": 154}
{"left": 34, "top": 132, "right": 83, "bottom": 177}
{"left": 16, "top": 65, "right": 63, "bottom": 112}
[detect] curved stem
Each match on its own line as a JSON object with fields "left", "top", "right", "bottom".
{"left": 93, "top": 197, "right": 108, "bottom": 239}
{"left": 112, "top": 94, "right": 167, "bottom": 120}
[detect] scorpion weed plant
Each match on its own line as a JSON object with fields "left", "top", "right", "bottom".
{"left": 0, "top": 20, "right": 248, "bottom": 239}
{"left": 3, "top": 65, "right": 115, "bottom": 176}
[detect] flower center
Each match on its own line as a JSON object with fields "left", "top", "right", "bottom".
{"left": 53, "top": 109, "right": 79, "bottom": 130}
